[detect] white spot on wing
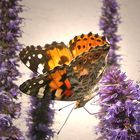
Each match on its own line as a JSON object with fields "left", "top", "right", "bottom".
{"left": 39, "top": 80, "right": 44, "bottom": 84}
{"left": 55, "top": 88, "right": 63, "bottom": 100}
{"left": 33, "top": 83, "right": 36, "bottom": 85}
{"left": 32, "top": 54, "right": 35, "bottom": 57}
{"left": 28, "top": 56, "right": 31, "bottom": 60}
{"left": 26, "top": 61, "right": 30, "bottom": 67}
{"left": 27, "top": 90, "right": 31, "bottom": 95}
{"left": 38, "top": 87, "right": 45, "bottom": 98}
{"left": 37, "top": 64, "right": 44, "bottom": 74}
{"left": 38, "top": 54, "right": 43, "bottom": 59}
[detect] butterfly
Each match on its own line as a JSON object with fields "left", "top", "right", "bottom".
{"left": 19, "top": 32, "right": 110, "bottom": 108}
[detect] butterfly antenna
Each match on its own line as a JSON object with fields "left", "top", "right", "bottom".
{"left": 57, "top": 105, "right": 75, "bottom": 135}
{"left": 58, "top": 102, "right": 75, "bottom": 111}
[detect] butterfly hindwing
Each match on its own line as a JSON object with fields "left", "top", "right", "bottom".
{"left": 20, "top": 65, "right": 75, "bottom": 100}
{"left": 19, "top": 72, "right": 50, "bottom": 98}
{"left": 20, "top": 42, "right": 73, "bottom": 74}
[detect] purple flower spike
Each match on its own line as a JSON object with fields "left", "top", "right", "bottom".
{"left": 0, "top": 0, "right": 24, "bottom": 139}
{"left": 97, "top": 67, "right": 140, "bottom": 140}
{"left": 26, "top": 58, "right": 55, "bottom": 138}
{"left": 27, "top": 97, "right": 55, "bottom": 140}
{"left": 99, "top": 0, "right": 121, "bottom": 66}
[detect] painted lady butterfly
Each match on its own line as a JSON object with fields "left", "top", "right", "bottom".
{"left": 19, "top": 32, "right": 110, "bottom": 108}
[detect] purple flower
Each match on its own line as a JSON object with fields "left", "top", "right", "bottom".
{"left": 99, "top": 68, "right": 140, "bottom": 103}
{"left": 6, "top": 32, "right": 14, "bottom": 41}
{"left": 0, "top": 92, "right": 21, "bottom": 117}
{"left": 7, "top": 20, "right": 21, "bottom": 30}
{"left": 99, "top": 0, "right": 121, "bottom": 66}
{"left": 0, "top": 0, "right": 24, "bottom": 139}
{"left": 97, "top": 67, "right": 140, "bottom": 140}
{"left": 26, "top": 71, "right": 55, "bottom": 139}
{"left": 8, "top": 8, "right": 18, "bottom": 17}
{"left": 110, "top": 129, "right": 128, "bottom": 140}
{"left": 0, "top": 114, "right": 24, "bottom": 140}
{"left": 27, "top": 97, "right": 55, "bottom": 140}
{"left": 0, "top": 114, "right": 12, "bottom": 129}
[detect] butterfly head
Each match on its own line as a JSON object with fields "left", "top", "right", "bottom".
{"left": 75, "top": 100, "right": 87, "bottom": 108}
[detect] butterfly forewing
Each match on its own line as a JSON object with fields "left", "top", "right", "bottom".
{"left": 20, "top": 45, "right": 48, "bottom": 74}
{"left": 19, "top": 65, "right": 74, "bottom": 100}
{"left": 20, "top": 42, "right": 73, "bottom": 74}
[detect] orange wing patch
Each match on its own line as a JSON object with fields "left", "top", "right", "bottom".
{"left": 45, "top": 42, "right": 73, "bottom": 70}
{"left": 48, "top": 68, "right": 73, "bottom": 100}
{"left": 69, "top": 32, "right": 108, "bottom": 58}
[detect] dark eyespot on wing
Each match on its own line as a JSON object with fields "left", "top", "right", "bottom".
{"left": 77, "top": 45, "right": 81, "bottom": 49}
{"left": 58, "top": 56, "right": 69, "bottom": 65}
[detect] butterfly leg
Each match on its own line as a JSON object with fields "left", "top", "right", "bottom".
{"left": 57, "top": 101, "right": 82, "bottom": 134}
{"left": 57, "top": 103, "right": 76, "bottom": 135}
{"left": 83, "top": 106, "right": 103, "bottom": 115}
